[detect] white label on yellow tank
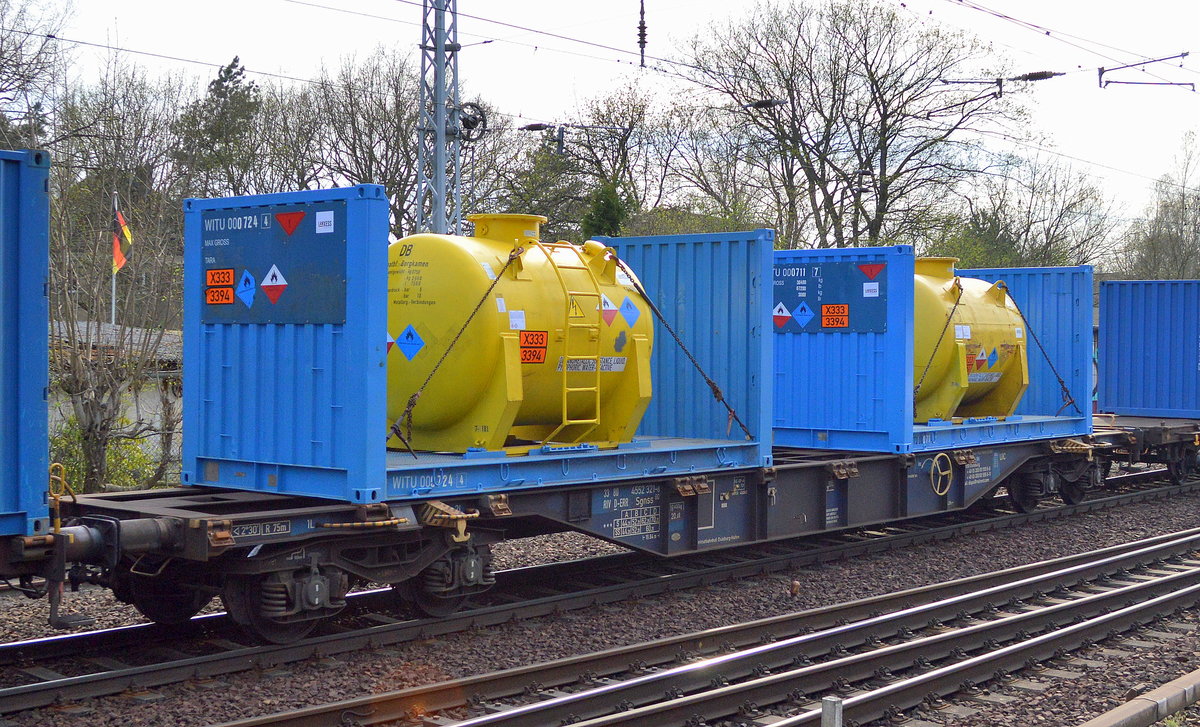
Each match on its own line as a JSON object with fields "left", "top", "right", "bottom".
{"left": 480, "top": 261, "right": 496, "bottom": 280}
{"left": 954, "top": 324, "right": 972, "bottom": 339}
{"left": 968, "top": 372, "right": 1003, "bottom": 383}
{"left": 495, "top": 297, "right": 506, "bottom": 312}
{"left": 616, "top": 270, "right": 634, "bottom": 288}
{"left": 509, "top": 310, "right": 526, "bottom": 330}
{"left": 1014, "top": 327, "right": 1024, "bottom": 339}
{"left": 523, "top": 229, "right": 537, "bottom": 238}
{"left": 556, "top": 356, "right": 627, "bottom": 373}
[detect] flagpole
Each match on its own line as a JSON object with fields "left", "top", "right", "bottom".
{"left": 111, "top": 191, "right": 117, "bottom": 326}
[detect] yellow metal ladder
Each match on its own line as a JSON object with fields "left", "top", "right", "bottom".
{"left": 534, "top": 240, "right": 602, "bottom": 444}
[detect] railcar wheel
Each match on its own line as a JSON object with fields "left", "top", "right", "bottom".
{"left": 394, "top": 579, "right": 470, "bottom": 618}
{"left": 1059, "top": 479, "right": 1086, "bottom": 506}
{"left": 1167, "top": 448, "right": 1198, "bottom": 485}
{"left": 221, "top": 576, "right": 318, "bottom": 644}
{"left": 1007, "top": 477, "right": 1040, "bottom": 513}
{"left": 129, "top": 576, "right": 212, "bottom": 625}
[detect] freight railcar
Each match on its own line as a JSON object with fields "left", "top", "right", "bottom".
{"left": 0, "top": 150, "right": 1194, "bottom": 643}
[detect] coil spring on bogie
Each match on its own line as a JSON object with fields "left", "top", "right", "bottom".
{"left": 260, "top": 582, "right": 290, "bottom": 616}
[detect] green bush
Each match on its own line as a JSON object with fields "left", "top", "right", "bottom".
{"left": 49, "top": 416, "right": 156, "bottom": 491}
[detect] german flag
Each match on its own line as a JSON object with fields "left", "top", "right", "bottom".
{"left": 112, "top": 195, "right": 133, "bottom": 274}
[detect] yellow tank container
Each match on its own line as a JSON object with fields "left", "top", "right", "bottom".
{"left": 386, "top": 213, "right": 654, "bottom": 453}
{"left": 913, "top": 257, "right": 1029, "bottom": 423}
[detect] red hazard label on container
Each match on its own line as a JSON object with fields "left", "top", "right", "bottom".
{"left": 519, "top": 330, "right": 548, "bottom": 363}
{"left": 205, "top": 287, "right": 234, "bottom": 305}
{"left": 858, "top": 263, "right": 885, "bottom": 280}
{"left": 821, "top": 304, "right": 849, "bottom": 328}
{"left": 275, "top": 211, "right": 306, "bottom": 236}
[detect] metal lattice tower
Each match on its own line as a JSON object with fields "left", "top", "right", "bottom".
{"left": 415, "top": 0, "right": 462, "bottom": 235}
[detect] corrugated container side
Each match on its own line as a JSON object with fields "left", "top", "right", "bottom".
{"left": 962, "top": 266, "right": 1093, "bottom": 430}
{"left": 772, "top": 246, "right": 915, "bottom": 452}
{"left": 600, "top": 230, "right": 774, "bottom": 467}
{"left": 1099, "top": 280, "right": 1200, "bottom": 417}
{"left": 182, "top": 186, "right": 389, "bottom": 502}
{"left": 0, "top": 150, "right": 50, "bottom": 536}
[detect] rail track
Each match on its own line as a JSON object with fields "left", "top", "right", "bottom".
{"left": 218, "top": 523, "right": 1200, "bottom": 726}
{"left": 0, "top": 473, "right": 1192, "bottom": 715}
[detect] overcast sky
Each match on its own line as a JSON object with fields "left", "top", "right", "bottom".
{"left": 63, "top": 0, "right": 1200, "bottom": 218}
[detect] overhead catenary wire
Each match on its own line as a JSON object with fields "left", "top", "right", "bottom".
{"left": 0, "top": 24, "right": 562, "bottom": 129}
{"left": 940, "top": 0, "right": 1196, "bottom": 85}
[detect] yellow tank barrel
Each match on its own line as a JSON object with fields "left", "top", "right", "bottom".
{"left": 386, "top": 214, "right": 654, "bottom": 453}
{"left": 913, "top": 257, "right": 1029, "bottom": 423}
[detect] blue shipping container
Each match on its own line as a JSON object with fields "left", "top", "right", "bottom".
{"left": 183, "top": 193, "right": 773, "bottom": 504}
{"left": 0, "top": 150, "right": 51, "bottom": 536}
{"left": 772, "top": 247, "right": 1092, "bottom": 453}
{"left": 602, "top": 229, "right": 774, "bottom": 468}
{"left": 182, "top": 186, "right": 392, "bottom": 503}
{"left": 1099, "top": 280, "right": 1200, "bottom": 418}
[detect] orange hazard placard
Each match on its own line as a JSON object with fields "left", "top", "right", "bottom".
{"left": 205, "top": 268, "right": 235, "bottom": 287}
{"left": 205, "top": 287, "right": 234, "bottom": 305}
{"left": 519, "top": 330, "right": 548, "bottom": 363}
{"left": 821, "top": 303, "right": 849, "bottom": 328}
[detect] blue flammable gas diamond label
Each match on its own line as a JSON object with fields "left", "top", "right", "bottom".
{"left": 793, "top": 301, "right": 815, "bottom": 327}
{"left": 988, "top": 348, "right": 998, "bottom": 368}
{"left": 236, "top": 270, "right": 256, "bottom": 308}
{"left": 395, "top": 325, "right": 425, "bottom": 361}
{"left": 619, "top": 297, "right": 641, "bottom": 327}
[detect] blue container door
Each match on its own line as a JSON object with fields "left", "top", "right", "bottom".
{"left": 0, "top": 150, "right": 51, "bottom": 536}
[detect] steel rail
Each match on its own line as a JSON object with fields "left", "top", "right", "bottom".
{"left": 0, "top": 475, "right": 1191, "bottom": 715}
{"left": 209, "top": 530, "right": 1200, "bottom": 726}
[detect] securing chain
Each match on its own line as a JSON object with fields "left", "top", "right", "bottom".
{"left": 387, "top": 246, "right": 525, "bottom": 457}
{"left": 611, "top": 256, "right": 754, "bottom": 441}
{"left": 913, "top": 279, "right": 964, "bottom": 407}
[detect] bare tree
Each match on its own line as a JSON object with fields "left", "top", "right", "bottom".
{"left": 0, "top": 0, "right": 69, "bottom": 149}
{"left": 566, "top": 82, "right": 683, "bottom": 214}
{"left": 1118, "top": 133, "right": 1200, "bottom": 279}
{"left": 48, "top": 59, "right": 187, "bottom": 491}
{"left": 313, "top": 48, "right": 420, "bottom": 237}
{"left": 681, "top": 0, "right": 1016, "bottom": 248}
{"left": 244, "top": 82, "right": 326, "bottom": 194}
{"left": 930, "top": 155, "right": 1117, "bottom": 267}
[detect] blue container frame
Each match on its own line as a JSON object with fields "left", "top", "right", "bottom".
{"left": 182, "top": 186, "right": 390, "bottom": 503}
{"left": 600, "top": 229, "right": 774, "bottom": 469}
{"left": 1098, "top": 280, "right": 1200, "bottom": 418}
{"left": 0, "top": 150, "right": 51, "bottom": 536}
{"left": 772, "top": 247, "right": 1092, "bottom": 453}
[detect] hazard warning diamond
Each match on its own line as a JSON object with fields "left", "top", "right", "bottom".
{"left": 793, "top": 301, "right": 815, "bottom": 328}
{"left": 396, "top": 325, "right": 425, "bottom": 361}
{"left": 601, "top": 294, "right": 618, "bottom": 326}
{"left": 235, "top": 270, "right": 256, "bottom": 308}
{"left": 385, "top": 331, "right": 395, "bottom": 354}
{"left": 261, "top": 264, "right": 288, "bottom": 304}
{"left": 772, "top": 302, "right": 791, "bottom": 328}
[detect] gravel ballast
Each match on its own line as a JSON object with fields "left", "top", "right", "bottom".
{"left": 2, "top": 493, "right": 1199, "bottom": 726}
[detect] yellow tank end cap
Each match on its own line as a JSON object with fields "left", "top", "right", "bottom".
{"left": 914, "top": 257, "right": 959, "bottom": 279}
{"left": 467, "top": 213, "right": 548, "bottom": 244}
